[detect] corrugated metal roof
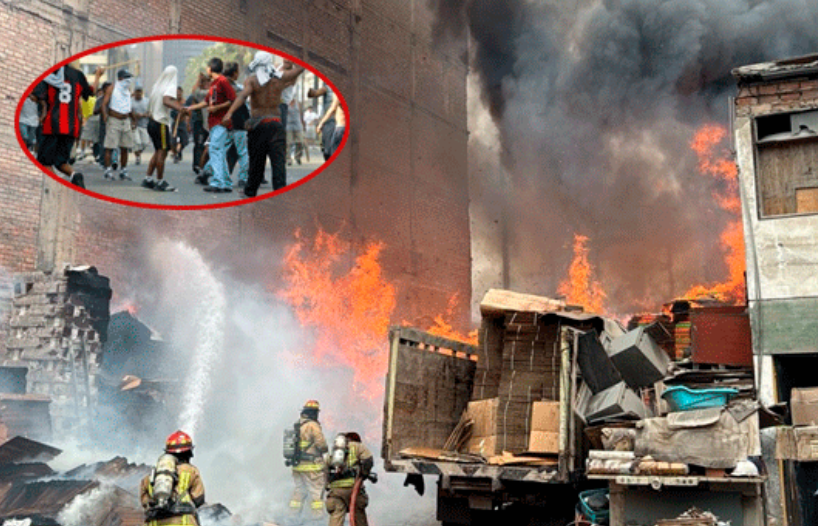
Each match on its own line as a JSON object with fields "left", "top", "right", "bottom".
{"left": 0, "top": 437, "right": 61, "bottom": 465}
{"left": 0, "top": 480, "right": 98, "bottom": 517}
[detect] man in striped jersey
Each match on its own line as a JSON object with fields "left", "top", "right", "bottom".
{"left": 33, "top": 64, "right": 103, "bottom": 188}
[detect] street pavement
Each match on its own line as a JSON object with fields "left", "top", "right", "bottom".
{"left": 74, "top": 145, "right": 324, "bottom": 206}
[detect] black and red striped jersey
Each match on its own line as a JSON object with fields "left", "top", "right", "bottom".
{"left": 33, "top": 66, "right": 93, "bottom": 138}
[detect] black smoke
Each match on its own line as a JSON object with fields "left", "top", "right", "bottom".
{"left": 431, "top": 0, "right": 817, "bottom": 312}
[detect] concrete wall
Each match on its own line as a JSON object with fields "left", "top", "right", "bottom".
{"left": 0, "top": 0, "right": 472, "bottom": 329}
{"left": 733, "top": 74, "right": 818, "bottom": 357}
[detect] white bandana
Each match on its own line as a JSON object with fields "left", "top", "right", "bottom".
{"left": 44, "top": 66, "right": 65, "bottom": 89}
{"left": 248, "top": 51, "right": 282, "bottom": 87}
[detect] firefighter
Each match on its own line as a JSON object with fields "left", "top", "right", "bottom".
{"left": 325, "top": 432, "right": 375, "bottom": 526}
{"left": 290, "top": 399, "right": 329, "bottom": 520}
{"left": 140, "top": 430, "right": 206, "bottom": 526}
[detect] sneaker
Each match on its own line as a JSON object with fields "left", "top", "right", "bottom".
{"left": 119, "top": 170, "right": 132, "bottom": 181}
{"left": 222, "top": 187, "right": 233, "bottom": 193}
{"left": 70, "top": 172, "right": 85, "bottom": 188}
{"left": 112, "top": 161, "right": 119, "bottom": 171}
{"left": 154, "top": 179, "right": 175, "bottom": 192}
{"left": 104, "top": 168, "right": 114, "bottom": 180}
{"left": 194, "top": 174, "right": 209, "bottom": 185}
{"left": 193, "top": 165, "right": 201, "bottom": 175}
{"left": 203, "top": 186, "right": 223, "bottom": 193}
{"left": 141, "top": 178, "right": 156, "bottom": 189}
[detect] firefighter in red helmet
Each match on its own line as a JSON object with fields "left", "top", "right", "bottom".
{"left": 140, "top": 430, "right": 206, "bottom": 526}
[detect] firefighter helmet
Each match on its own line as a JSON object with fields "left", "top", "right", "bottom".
{"left": 165, "top": 430, "right": 194, "bottom": 453}
{"left": 303, "top": 400, "right": 320, "bottom": 412}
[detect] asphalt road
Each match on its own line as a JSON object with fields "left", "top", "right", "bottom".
{"left": 75, "top": 145, "right": 324, "bottom": 206}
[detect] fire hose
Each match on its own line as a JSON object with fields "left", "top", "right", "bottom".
{"left": 349, "top": 476, "right": 363, "bottom": 526}
{"left": 349, "top": 472, "right": 377, "bottom": 526}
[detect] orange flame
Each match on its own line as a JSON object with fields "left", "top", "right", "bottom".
{"left": 278, "top": 228, "right": 475, "bottom": 400}
{"left": 558, "top": 234, "right": 607, "bottom": 313}
{"left": 683, "top": 124, "right": 746, "bottom": 304}
{"left": 417, "top": 294, "right": 478, "bottom": 345}
{"left": 278, "top": 229, "right": 397, "bottom": 399}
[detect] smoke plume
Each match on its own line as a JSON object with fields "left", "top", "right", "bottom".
{"left": 432, "top": 0, "right": 817, "bottom": 313}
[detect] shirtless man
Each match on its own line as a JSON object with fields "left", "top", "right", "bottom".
{"left": 316, "top": 91, "right": 345, "bottom": 158}
{"left": 222, "top": 52, "right": 304, "bottom": 197}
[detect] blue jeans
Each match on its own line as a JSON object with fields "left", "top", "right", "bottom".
{"left": 208, "top": 125, "right": 231, "bottom": 189}
{"left": 19, "top": 123, "right": 36, "bottom": 148}
{"left": 228, "top": 129, "right": 249, "bottom": 183}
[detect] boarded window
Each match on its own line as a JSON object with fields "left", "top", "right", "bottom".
{"left": 755, "top": 110, "right": 818, "bottom": 218}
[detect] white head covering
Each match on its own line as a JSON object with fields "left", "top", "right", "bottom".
{"left": 149, "top": 65, "right": 179, "bottom": 126}
{"left": 248, "top": 51, "right": 281, "bottom": 87}
{"left": 44, "top": 66, "right": 65, "bottom": 89}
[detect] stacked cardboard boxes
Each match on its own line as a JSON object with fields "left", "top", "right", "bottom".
{"left": 529, "top": 401, "right": 560, "bottom": 453}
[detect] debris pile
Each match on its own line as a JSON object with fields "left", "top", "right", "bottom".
{"left": 0, "top": 436, "right": 148, "bottom": 526}
{"left": 1, "top": 267, "right": 111, "bottom": 438}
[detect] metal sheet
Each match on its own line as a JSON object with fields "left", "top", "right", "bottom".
{"left": 690, "top": 307, "right": 753, "bottom": 366}
{"left": 0, "top": 436, "right": 61, "bottom": 465}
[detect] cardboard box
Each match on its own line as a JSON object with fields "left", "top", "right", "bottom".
{"left": 528, "top": 430, "right": 559, "bottom": 454}
{"left": 531, "top": 401, "right": 560, "bottom": 432}
{"left": 791, "top": 387, "right": 817, "bottom": 426}
{"left": 467, "top": 435, "right": 498, "bottom": 457}
{"left": 466, "top": 398, "right": 499, "bottom": 438}
{"left": 776, "top": 425, "right": 818, "bottom": 462}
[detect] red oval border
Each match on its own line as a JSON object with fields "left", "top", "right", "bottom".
{"left": 15, "top": 34, "right": 350, "bottom": 211}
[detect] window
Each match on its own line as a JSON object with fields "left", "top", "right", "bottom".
{"left": 755, "top": 109, "right": 818, "bottom": 217}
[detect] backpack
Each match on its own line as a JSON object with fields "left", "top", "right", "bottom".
{"left": 147, "top": 454, "right": 178, "bottom": 517}
{"left": 283, "top": 421, "right": 301, "bottom": 467}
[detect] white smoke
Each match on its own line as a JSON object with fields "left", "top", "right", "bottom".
{"left": 56, "top": 484, "right": 118, "bottom": 526}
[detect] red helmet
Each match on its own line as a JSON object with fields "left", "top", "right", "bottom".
{"left": 165, "top": 430, "right": 194, "bottom": 453}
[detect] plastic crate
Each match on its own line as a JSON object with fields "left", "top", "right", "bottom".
{"left": 578, "top": 489, "right": 609, "bottom": 525}
{"left": 661, "top": 385, "right": 738, "bottom": 411}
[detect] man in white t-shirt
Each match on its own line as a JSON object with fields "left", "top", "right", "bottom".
{"left": 101, "top": 69, "right": 136, "bottom": 180}
{"left": 142, "top": 65, "right": 188, "bottom": 192}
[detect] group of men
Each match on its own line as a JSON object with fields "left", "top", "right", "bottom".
{"left": 28, "top": 52, "right": 345, "bottom": 198}
{"left": 140, "top": 400, "right": 373, "bottom": 526}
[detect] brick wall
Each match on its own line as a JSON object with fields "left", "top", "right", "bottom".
{"left": 0, "top": 0, "right": 472, "bottom": 329}
{"left": 735, "top": 79, "right": 818, "bottom": 117}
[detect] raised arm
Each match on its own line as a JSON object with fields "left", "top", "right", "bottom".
{"left": 281, "top": 65, "right": 305, "bottom": 84}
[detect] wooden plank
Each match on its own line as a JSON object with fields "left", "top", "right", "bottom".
{"left": 480, "top": 289, "right": 565, "bottom": 317}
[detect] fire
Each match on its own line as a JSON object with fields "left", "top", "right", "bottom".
{"left": 683, "top": 124, "right": 746, "bottom": 304}
{"left": 557, "top": 234, "right": 607, "bottom": 313}
{"left": 278, "top": 229, "right": 396, "bottom": 399}
{"left": 278, "top": 228, "right": 476, "bottom": 399}
{"left": 417, "top": 294, "right": 478, "bottom": 345}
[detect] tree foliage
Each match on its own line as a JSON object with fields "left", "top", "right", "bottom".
{"left": 182, "top": 43, "right": 255, "bottom": 93}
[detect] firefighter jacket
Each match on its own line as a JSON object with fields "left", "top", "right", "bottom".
{"left": 293, "top": 417, "right": 328, "bottom": 473}
{"left": 140, "top": 462, "right": 205, "bottom": 526}
{"left": 327, "top": 441, "right": 373, "bottom": 489}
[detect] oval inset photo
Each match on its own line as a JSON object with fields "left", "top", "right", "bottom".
{"left": 17, "top": 36, "right": 347, "bottom": 209}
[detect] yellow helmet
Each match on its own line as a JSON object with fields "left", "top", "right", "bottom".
{"left": 303, "top": 400, "right": 320, "bottom": 412}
